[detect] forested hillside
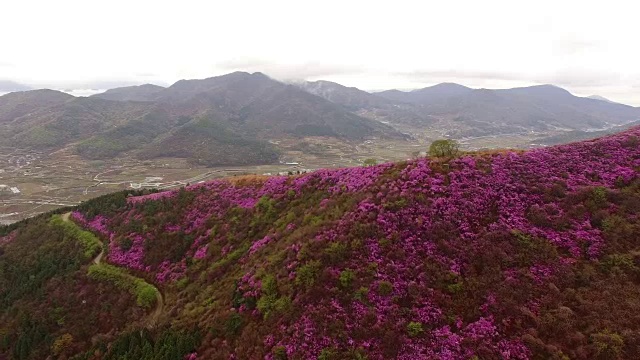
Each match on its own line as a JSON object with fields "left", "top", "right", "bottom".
{"left": 1, "top": 127, "right": 639, "bottom": 359}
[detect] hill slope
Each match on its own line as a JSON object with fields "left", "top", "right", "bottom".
{"left": 1, "top": 127, "right": 639, "bottom": 359}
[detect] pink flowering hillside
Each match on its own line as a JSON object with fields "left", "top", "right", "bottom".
{"left": 2, "top": 127, "right": 640, "bottom": 359}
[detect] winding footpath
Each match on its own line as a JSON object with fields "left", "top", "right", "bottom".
{"left": 61, "top": 212, "right": 164, "bottom": 328}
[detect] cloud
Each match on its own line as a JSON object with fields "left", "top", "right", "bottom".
{"left": 538, "top": 70, "right": 623, "bottom": 87}
{"left": 397, "top": 70, "right": 524, "bottom": 82}
{"left": 552, "top": 38, "right": 601, "bottom": 56}
{"left": 135, "top": 72, "right": 159, "bottom": 78}
{"left": 215, "top": 58, "right": 366, "bottom": 81}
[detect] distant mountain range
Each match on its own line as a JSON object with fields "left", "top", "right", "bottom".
{"left": 0, "top": 73, "right": 403, "bottom": 165}
{"left": 1, "top": 72, "right": 639, "bottom": 165}
{"left": 295, "top": 80, "right": 640, "bottom": 137}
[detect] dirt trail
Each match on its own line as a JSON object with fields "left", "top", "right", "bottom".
{"left": 147, "top": 291, "right": 165, "bottom": 328}
{"left": 61, "top": 212, "right": 164, "bottom": 327}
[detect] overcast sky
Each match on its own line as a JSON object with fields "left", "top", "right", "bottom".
{"left": 2, "top": 0, "right": 639, "bottom": 105}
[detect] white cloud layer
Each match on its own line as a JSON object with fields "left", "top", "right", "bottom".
{"left": 1, "top": 0, "right": 639, "bottom": 105}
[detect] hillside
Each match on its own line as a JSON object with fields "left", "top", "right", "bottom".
{"left": 1, "top": 127, "right": 639, "bottom": 359}
{"left": 8, "top": 97, "right": 153, "bottom": 149}
{"left": 0, "top": 89, "right": 73, "bottom": 124}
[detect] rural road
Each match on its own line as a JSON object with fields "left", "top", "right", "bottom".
{"left": 61, "top": 212, "right": 164, "bottom": 326}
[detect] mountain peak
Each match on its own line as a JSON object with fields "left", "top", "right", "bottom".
{"left": 91, "top": 84, "right": 165, "bottom": 102}
{"left": 508, "top": 84, "right": 573, "bottom": 97}
{"left": 0, "top": 88, "right": 73, "bottom": 101}
{"left": 588, "top": 94, "right": 616, "bottom": 103}
{"left": 416, "top": 82, "right": 471, "bottom": 91}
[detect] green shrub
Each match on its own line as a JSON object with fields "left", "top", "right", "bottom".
{"left": 295, "top": 261, "right": 321, "bottom": 288}
{"left": 447, "top": 282, "right": 464, "bottom": 294}
{"left": 601, "top": 254, "right": 636, "bottom": 273}
{"left": 339, "top": 269, "right": 355, "bottom": 289}
{"left": 354, "top": 287, "right": 369, "bottom": 301}
{"left": 325, "top": 242, "right": 348, "bottom": 263}
{"left": 225, "top": 313, "right": 244, "bottom": 336}
{"left": 51, "top": 333, "right": 73, "bottom": 356}
{"left": 257, "top": 294, "right": 277, "bottom": 319}
{"left": 262, "top": 274, "right": 278, "bottom": 295}
{"left": 363, "top": 158, "right": 377, "bottom": 167}
{"left": 273, "top": 346, "right": 288, "bottom": 360}
{"left": 256, "top": 275, "right": 291, "bottom": 319}
{"left": 378, "top": 281, "right": 393, "bottom": 296}
{"left": 429, "top": 139, "right": 460, "bottom": 157}
{"left": 318, "top": 347, "right": 337, "bottom": 360}
{"left": 407, "top": 322, "right": 424, "bottom": 337}
{"left": 591, "top": 329, "right": 624, "bottom": 358}
{"left": 589, "top": 187, "right": 608, "bottom": 208}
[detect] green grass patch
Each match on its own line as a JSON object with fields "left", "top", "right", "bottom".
{"left": 88, "top": 264, "right": 159, "bottom": 308}
{"left": 50, "top": 215, "right": 103, "bottom": 259}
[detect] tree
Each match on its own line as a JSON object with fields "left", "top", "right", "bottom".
{"left": 428, "top": 139, "right": 460, "bottom": 157}
{"left": 363, "top": 158, "right": 377, "bottom": 167}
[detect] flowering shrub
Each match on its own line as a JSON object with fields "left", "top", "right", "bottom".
{"left": 65, "top": 127, "right": 640, "bottom": 359}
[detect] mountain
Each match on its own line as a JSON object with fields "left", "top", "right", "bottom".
{"left": 377, "top": 82, "right": 473, "bottom": 104}
{"left": 1, "top": 127, "right": 639, "bottom": 359}
{"left": 0, "top": 72, "right": 403, "bottom": 164}
{"left": 294, "top": 81, "right": 437, "bottom": 129}
{"left": 295, "top": 80, "right": 393, "bottom": 111}
{"left": 91, "top": 84, "right": 165, "bottom": 102}
{"left": 371, "top": 83, "right": 640, "bottom": 136}
{"left": 0, "top": 80, "right": 32, "bottom": 92}
{"left": 0, "top": 89, "right": 73, "bottom": 124}
{"left": 3, "top": 95, "right": 152, "bottom": 149}
{"left": 152, "top": 72, "right": 401, "bottom": 139}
